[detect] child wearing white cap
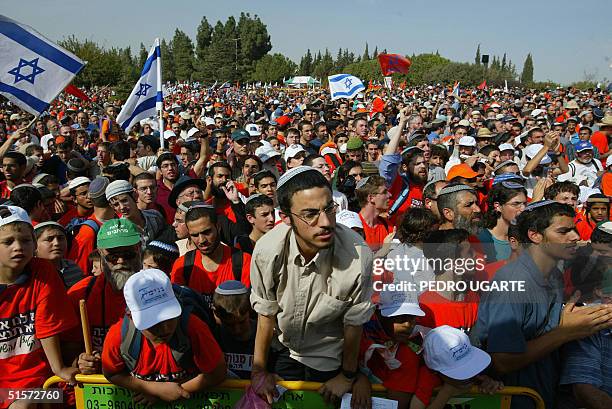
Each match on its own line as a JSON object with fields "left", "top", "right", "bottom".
{"left": 102, "top": 269, "right": 226, "bottom": 403}
{"left": 415, "top": 325, "right": 503, "bottom": 409}
{"left": 0, "top": 206, "right": 80, "bottom": 399}
{"left": 356, "top": 291, "right": 430, "bottom": 409}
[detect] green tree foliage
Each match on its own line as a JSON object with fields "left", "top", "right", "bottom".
{"left": 172, "top": 29, "right": 195, "bottom": 82}
{"left": 363, "top": 42, "right": 369, "bottom": 61}
{"left": 194, "top": 17, "right": 213, "bottom": 77}
{"left": 116, "top": 47, "right": 140, "bottom": 99}
{"left": 251, "top": 53, "right": 297, "bottom": 82}
{"left": 475, "top": 44, "right": 481, "bottom": 65}
{"left": 521, "top": 53, "right": 534, "bottom": 84}
{"left": 313, "top": 49, "right": 334, "bottom": 83}
{"left": 59, "top": 35, "right": 126, "bottom": 88}
{"left": 236, "top": 12, "right": 272, "bottom": 80}
{"left": 299, "top": 49, "right": 313, "bottom": 75}
{"left": 138, "top": 43, "right": 148, "bottom": 70}
{"left": 199, "top": 20, "right": 235, "bottom": 82}
{"left": 373, "top": 46, "right": 378, "bottom": 58}
{"left": 160, "top": 39, "right": 175, "bottom": 82}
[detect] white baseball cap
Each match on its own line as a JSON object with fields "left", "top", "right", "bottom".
{"left": 530, "top": 109, "right": 545, "bottom": 118}
{"left": 255, "top": 145, "right": 281, "bottom": 163}
{"left": 163, "top": 130, "right": 177, "bottom": 140}
{"left": 68, "top": 176, "right": 91, "bottom": 191}
{"left": 379, "top": 290, "right": 424, "bottom": 318}
{"left": 124, "top": 269, "right": 182, "bottom": 330}
{"left": 0, "top": 205, "right": 31, "bottom": 228}
{"left": 245, "top": 123, "right": 261, "bottom": 137}
{"left": 186, "top": 127, "right": 200, "bottom": 138}
{"left": 201, "top": 117, "right": 215, "bottom": 127}
{"left": 458, "top": 136, "right": 477, "bottom": 147}
{"left": 523, "top": 144, "right": 552, "bottom": 165}
{"left": 424, "top": 325, "right": 490, "bottom": 380}
{"left": 284, "top": 144, "right": 306, "bottom": 161}
{"left": 336, "top": 210, "right": 363, "bottom": 230}
{"left": 498, "top": 143, "right": 514, "bottom": 152}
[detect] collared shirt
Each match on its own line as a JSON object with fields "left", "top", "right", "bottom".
{"left": 477, "top": 250, "right": 564, "bottom": 409}
{"left": 250, "top": 223, "right": 375, "bottom": 371}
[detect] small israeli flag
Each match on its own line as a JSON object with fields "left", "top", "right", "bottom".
{"left": 328, "top": 74, "right": 365, "bottom": 101}
{"left": 0, "top": 15, "right": 86, "bottom": 115}
{"left": 116, "top": 39, "right": 163, "bottom": 132}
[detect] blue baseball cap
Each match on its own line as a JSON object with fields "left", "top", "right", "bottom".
{"left": 575, "top": 140, "right": 594, "bottom": 153}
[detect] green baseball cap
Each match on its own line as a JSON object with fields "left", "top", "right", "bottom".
{"left": 346, "top": 137, "right": 364, "bottom": 151}
{"left": 97, "top": 218, "right": 142, "bottom": 249}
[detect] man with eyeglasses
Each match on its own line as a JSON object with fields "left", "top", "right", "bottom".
{"left": 250, "top": 166, "right": 374, "bottom": 406}
{"left": 63, "top": 219, "right": 144, "bottom": 377}
{"left": 106, "top": 180, "right": 174, "bottom": 245}
{"left": 133, "top": 172, "right": 166, "bottom": 219}
{"left": 155, "top": 152, "right": 180, "bottom": 224}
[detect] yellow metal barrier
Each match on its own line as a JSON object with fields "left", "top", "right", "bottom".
{"left": 44, "top": 374, "right": 545, "bottom": 409}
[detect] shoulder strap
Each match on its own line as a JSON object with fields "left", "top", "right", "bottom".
{"left": 593, "top": 159, "right": 602, "bottom": 172}
{"left": 119, "top": 315, "right": 142, "bottom": 372}
{"left": 231, "top": 248, "right": 243, "bottom": 283}
{"left": 84, "top": 276, "right": 98, "bottom": 300}
{"left": 569, "top": 162, "right": 576, "bottom": 177}
{"left": 183, "top": 250, "right": 196, "bottom": 287}
{"left": 169, "top": 310, "right": 195, "bottom": 370}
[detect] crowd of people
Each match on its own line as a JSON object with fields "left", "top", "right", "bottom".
{"left": 0, "top": 81, "right": 611, "bottom": 409}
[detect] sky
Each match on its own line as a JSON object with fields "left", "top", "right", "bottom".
{"left": 6, "top": 0, "right": 612, "bottom": 84}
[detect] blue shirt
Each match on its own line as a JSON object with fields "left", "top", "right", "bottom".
{"left": 477, "top": 229, "right": 511, "bottom": 263}
{"left": 477, "top": 250, "right": 564, "bottom": 409}
{"left": 561, "top": 330, "right": 612, "bottom": 397}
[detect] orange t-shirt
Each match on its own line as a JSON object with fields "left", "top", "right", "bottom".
{"left": 591, "top": 131, "right": 609, "bottom": 166}
{"left": 171, "top": 245, "right": 236, "bottom": 306}
{"left": 417, "top": 290, "right": 479, "bottom": 333}
{"left": 602, "top": 172, "right": 612, "bottom": 196}
{"left": 102, "top": 314, "right": 223, "bottom": 381}
{"left": 63, "top": 275, "right": 126, "bottom": 351}
{"left": 0, "top": 259, "right": 78, "bottom": 392}
{"left": 358, "top": 213, "right": 390, "bottom": 250}
{"left": 66, "top": 215, "right": 104, "bottom": 275}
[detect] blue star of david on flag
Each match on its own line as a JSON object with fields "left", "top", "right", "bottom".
{"left": 8, "top": 57, "right": 45, "bottom": 84}
{"left": 344, "top": 77, "right": 352, "bottom": 88}
{"left": 135, "top": 82, "right": 152, "bottom": 97}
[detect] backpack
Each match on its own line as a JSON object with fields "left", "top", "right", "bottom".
{"left": 65, "top": 218, "right": 100, "bottom": 251}
{"left": 182, "top": 249, "right": 244, "bottom": 288}
{"left": 118, "top": 285, "right": 215, "bottom": 373}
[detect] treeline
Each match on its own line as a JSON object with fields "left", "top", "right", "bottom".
{"left": 60, "top": 14, "right": 592, "bottom": 97}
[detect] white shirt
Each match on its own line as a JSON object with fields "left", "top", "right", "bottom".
{"left": 559, "top": 158, "right": 603, "bottom": 187}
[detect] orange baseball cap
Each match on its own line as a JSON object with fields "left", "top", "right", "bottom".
{"left": 446, "top": 163, "right": 478, "bottom": 181}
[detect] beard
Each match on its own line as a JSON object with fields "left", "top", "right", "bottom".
{"left": 211, "top": 183, "right": 226, "bottom": 199}
{"left": 454, "top": 214, "right": 480, "bottom": 235}
{"left": 102, "top": 257, "right": 141, "bottom": 291}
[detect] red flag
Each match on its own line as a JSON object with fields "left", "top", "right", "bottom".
{"left": 65, "top": 84, "right": 90, "bottom": 101}
{"left": 477, "top": 80, "right": 487, "bottom": 90}
{"left": 377, "top": 54, "right": 411, "bottom": 76}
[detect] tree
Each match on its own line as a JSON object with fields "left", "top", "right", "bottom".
{"left": 313, "top": 48, "right": 334, "bottom": 81}
{"left": 363, "top": 42, "right": 369, "bottom": 61}
{"left": 251, "top": 53, "right": 297, "bottom": 82}
{"left": 172, "top": 29, "right": 195, "bottom": 82}
{"left": 160, "top": 39, "right": 175, "bottom": 82}
{"left": 299, "top": 49, "right": 313, "bottom": 75}
{"left": 521, "top": 53, "right": 534, "bottom": 84}
{"left": 475, "top": 44, "right": 481, "bottom": 65}
{"left": 138, "top": 43, "right": 148, "bottom": 70}
{"left": 199, "top": 20, "right": 235, "bottom": 82}
{"left": 194, "top": 17, "right": 213, "bottom": 76}
{"left": 236, "top": 12, "right": 272, "bottom": 80}
{"left": 116, "top": 47, "right": 139, "bottom": 99}
{"left": 373, "top": 46, "right": 378, "bottom": 58}
{"left": 501, "top": 53, "right": 507, "bottom": 72}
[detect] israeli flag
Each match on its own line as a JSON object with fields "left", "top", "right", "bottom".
{"left": 0, "top": 15, "right": 86, "bottom": 115}
{"left": 328, "top": 74, "right": 365, "bottom": 101}
{"left": 116, "top": 39, "right": 163, "bottom": 132}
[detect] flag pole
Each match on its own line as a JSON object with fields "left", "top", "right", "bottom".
{"left": 155, "top": 38, "right": 165, "bottom": 150}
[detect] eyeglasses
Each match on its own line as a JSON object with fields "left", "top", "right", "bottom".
{"left": 101, "top": 249, "right": 139, "bottom": 263}
{"left": 290, "top": 202, "right": 339, "bottom": 226}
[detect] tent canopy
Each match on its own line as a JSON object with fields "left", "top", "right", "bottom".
{"left": 284, "top": 76, "right": 321, "bottom": 86}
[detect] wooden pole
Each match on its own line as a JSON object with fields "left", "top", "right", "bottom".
{"left": 79, "top": 299, "right": 93, "bottom": 355}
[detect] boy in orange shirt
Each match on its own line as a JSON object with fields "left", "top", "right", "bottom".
{"left": 0, "top": 206, "right": 78, "bottom": 408}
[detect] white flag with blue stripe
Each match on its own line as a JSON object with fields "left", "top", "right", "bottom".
{"left": 328, "top": 74, "right": 365, "bottom": 101}
{"left": 0, "top": 15, "right": 86, "bottom": 115}
{"left": 116, "top": 39, "right": 163, "bottom": 132}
